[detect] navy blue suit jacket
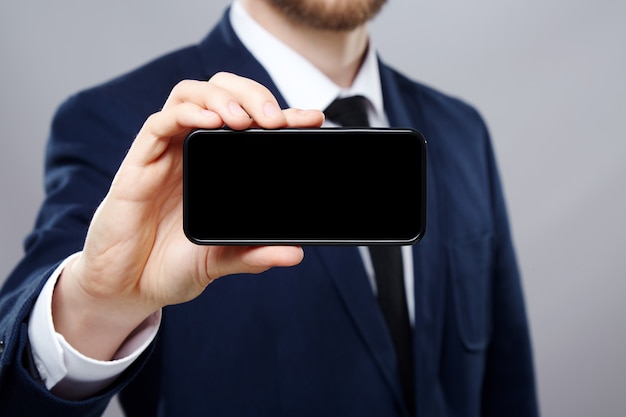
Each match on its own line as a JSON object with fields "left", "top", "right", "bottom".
{"left": 0, "top": 9, "right": 539, "bottom": 417}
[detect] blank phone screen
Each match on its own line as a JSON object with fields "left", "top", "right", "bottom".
{"left": 183, "top": 128, "right": 426, "bottom": 245}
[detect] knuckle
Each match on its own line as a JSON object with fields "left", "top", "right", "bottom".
{"left": 145, "top": 111, "right": 162, "bottom": 125}
{"left": 207, "top": 71, "right": 232, "bottom": 84}
{"left": 172, "top": 79, "right": 196, "bottom": 92}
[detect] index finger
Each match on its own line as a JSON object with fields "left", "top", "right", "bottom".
{"left": 207, "top": 72, "right": 291, "bottom": 129}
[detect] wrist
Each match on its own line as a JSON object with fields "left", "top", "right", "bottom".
{"left": 51, "top": 256, "right": 157, "bottom": 361}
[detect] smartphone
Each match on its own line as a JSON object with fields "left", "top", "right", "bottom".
{"left": 183, "top": 128, "right": 427, "bottom": 245}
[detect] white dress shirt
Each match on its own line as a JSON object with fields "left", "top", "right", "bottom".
{"left": 27, "top": 0, "right": 415, "bottom": 399}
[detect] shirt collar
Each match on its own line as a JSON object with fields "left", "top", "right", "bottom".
{"left": 229, "top": 0, "right": 386, "bottom": 125}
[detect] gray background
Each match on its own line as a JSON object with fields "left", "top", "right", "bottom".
{"left": 1, "top": 1, "right": 624, "bottom": 416}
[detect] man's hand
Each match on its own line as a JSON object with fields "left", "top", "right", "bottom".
{"left": 51, "top": 73, "right": 325, "bottom": 360}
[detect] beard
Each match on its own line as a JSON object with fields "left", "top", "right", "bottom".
{"left": 265, "top": 0, "right": 387, "bottom": 31}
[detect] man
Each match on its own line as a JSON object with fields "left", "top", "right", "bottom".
{"left": 0, "top": 0, "right": 539, "bottom": 416}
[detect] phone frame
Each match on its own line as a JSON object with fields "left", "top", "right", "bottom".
{"left": 183, "top": 127, "right": 427, "bottom": 245}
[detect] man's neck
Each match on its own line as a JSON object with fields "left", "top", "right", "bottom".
{"left": 239, "top": 0, "right": 369, "bottom": 88}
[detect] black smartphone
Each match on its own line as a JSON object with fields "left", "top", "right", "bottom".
{"left": 183, "top": 128, "right": 427, "bottom": 245}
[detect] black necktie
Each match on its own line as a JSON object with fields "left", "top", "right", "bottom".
{"left": 324, "top": 96, "right": 415, "bottom": 415}
{"left": 324, "top": 95, "right": 370, "bottom": 127}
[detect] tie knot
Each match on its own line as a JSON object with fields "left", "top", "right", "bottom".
{"left": 324, "top": 95, "right": 370, "bottom": 127}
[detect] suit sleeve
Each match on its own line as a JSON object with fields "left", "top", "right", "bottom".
{"left": 481, "top": 126, "right": 540, "bottom": 416}
{"left": 0, "top": 91, "right": 155, "bottom": 416}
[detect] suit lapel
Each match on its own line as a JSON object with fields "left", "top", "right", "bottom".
{"left": 308, "top": 245, "right": 408, "bottom": 410}
{"left": 380, "top": 60, "right": 448, "bottom": 415}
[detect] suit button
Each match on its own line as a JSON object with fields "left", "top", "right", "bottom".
{"left": 0, "top": 340, "right": 4, "bottom": 355}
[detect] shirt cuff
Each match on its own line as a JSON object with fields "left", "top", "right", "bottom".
{"left": 28, "top": 252, "right": 161, "bottom": 400}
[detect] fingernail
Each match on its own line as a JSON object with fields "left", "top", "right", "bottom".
{"left": 263, "top": 102, "right": 281, "bottom": 118}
